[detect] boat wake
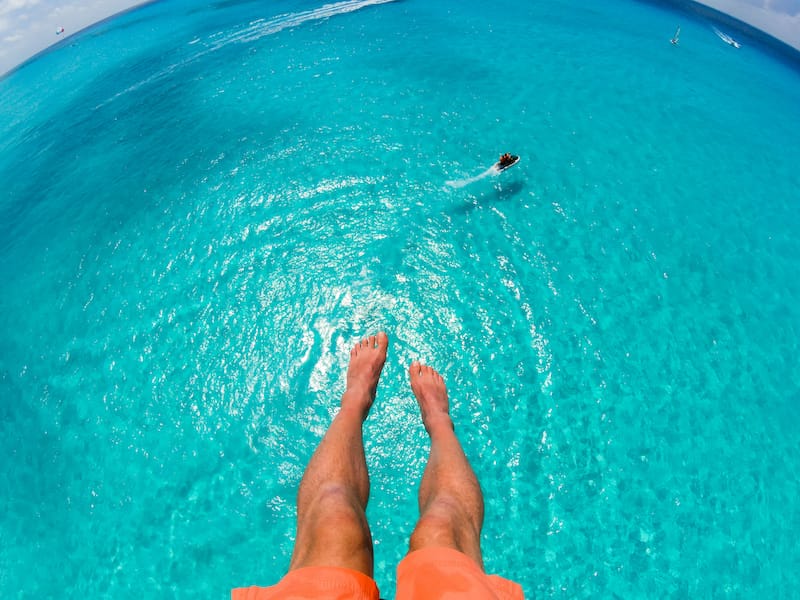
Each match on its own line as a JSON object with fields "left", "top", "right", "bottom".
{"left": 445, "top": 166, "right": 499, "bottom": 188}
{"left": 209, "top": 0, "right": 399, "bottom": 49}
{"left": 713, "top": 27, "right": 741, "bottom": 48}
{"left": 95, "top": 0, "right": 398, "bottom": 108}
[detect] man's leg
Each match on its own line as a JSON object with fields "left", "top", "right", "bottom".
{"left": 288, "top": 332, "right": 388, "bottom": 577}
{"left": 407, "top": 361, "right": 485, "bottom": 568}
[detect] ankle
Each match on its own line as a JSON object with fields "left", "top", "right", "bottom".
{"left": 339, "top": 391, "right": 371, "bottom": 420}
{"left": 423, "top": 413, "right": 454, "bottom": 435}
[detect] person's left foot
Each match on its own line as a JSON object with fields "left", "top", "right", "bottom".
{"left": 343, "top": 332, "right": 388, "bottom": 418}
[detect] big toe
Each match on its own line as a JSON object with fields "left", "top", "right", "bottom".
{"left": 376, "top": 331, "right": 388, "bottom": 350}
{"left": 409, "top": 360, "right": 422, "bottom": 378}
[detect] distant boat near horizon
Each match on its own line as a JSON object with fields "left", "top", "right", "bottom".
{"left": 670, "top": 25, "right": 680, "bottom": 45}
{"left": 713, "top": 26, "right": 741, "bottom": 48}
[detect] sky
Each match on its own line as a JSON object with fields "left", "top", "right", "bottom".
{"left": 0, "top": 0, "right": 149, "bottom": 76}
{"left": 1, "top": 0, "right": 800, "bottom": 76}
{"left": 700, "top": 0, "right": 800, "bottom": 47}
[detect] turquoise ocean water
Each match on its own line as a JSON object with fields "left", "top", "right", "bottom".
{"left": 2, "top": 0, "right": 799, "bottom": 596}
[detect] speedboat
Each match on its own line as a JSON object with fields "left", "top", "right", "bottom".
{"left": 714, "top": 27, "right": 741, "bottom": 49}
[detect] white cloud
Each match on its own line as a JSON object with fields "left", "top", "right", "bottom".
{"left": 0, "top": 0, "right": 41, "bottom": 17}
{"left": 766, "top": 0, "right": 800, "bottom": 15}
{"left": 717, "top": 0, "right": 800, "bottom": 15}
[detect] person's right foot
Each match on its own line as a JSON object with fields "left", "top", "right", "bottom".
{"left": 343, "top": 332, "right": 388, "bottom": 419}
{"left": 409, "top": 361, "right": 453, "bottom": 433}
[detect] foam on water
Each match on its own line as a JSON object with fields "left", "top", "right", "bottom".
{"left": 446, "top": 165, "right": 503, "bottom": 189}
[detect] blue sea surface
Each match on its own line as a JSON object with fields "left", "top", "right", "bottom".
{"left": 1, "top": 0, "right": 799, "bottom": 596}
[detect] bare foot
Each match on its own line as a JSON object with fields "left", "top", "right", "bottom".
{"left": 408, "top": 361, "right": 454, "bottom": 433}
{"left": 343, "top": 332, "right": 388, "bottom": 418}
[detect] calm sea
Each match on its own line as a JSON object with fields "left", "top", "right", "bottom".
{"left": 1, "top": 0, "right": 799, "bottom": 596}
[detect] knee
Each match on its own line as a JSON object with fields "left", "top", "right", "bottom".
{"left": 409, "top": 511, "right": 458, "bottom": 551}
{"left": 409, "top": 496, "right": 483, "bottom": 558}
{"left": 410, "top": 496, "right": 470, "bottom": 549}
{"left": 291, "top": 484, "right": 373, "bottom": 573}
{"left": 303, "top": 484, "right": 370, "bottom": 547}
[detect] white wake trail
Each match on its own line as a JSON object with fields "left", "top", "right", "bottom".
{"left": 211, "top": 0, "right": 399, "bottom": 48}
{"left": 95, "top": 0, "right": 399, "bottom": 109}
{"left": 445, "top": 166, "right": 499, "bottom": 189}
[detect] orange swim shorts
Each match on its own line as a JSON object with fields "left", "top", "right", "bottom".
{"left": 232, "top": 547, "right": 524, "bottom": 600}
